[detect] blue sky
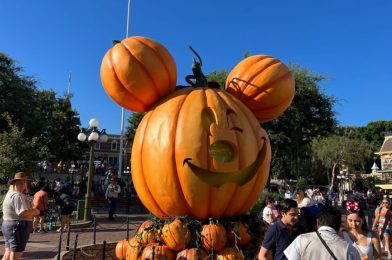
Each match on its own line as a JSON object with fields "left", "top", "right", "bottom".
{"left": 1, "top": 1, "right": 391, "bottom": 134}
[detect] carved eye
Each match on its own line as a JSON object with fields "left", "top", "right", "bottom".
{"left": 227, "top": 109, "right": 243, "bottom": 133}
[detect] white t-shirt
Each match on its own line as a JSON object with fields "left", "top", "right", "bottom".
{"left": 262, "top": 206, "right": 273, "bottom": 224}
{"left": 285, "top": 190, "right": 293, "bottom": 199}
{"left": 2, "top": 190, "right": 32, "bottom": 221}
{"left": 297, "top": 197, "right": 314, "bottom": 208}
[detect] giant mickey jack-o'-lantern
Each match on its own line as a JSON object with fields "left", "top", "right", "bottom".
{"left": 100, "top": 36, "right": 295, "bottom": 219}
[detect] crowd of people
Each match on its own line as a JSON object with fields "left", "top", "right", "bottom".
{"left": 258, "top": 186, "right": 392, "bottom": 260}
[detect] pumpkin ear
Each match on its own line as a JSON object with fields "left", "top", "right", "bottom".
{"left": 225, "top": 55, "right": 295, "bottom": 123}
{"left": 100, "top": 36, "right": 178, "bottom": 112}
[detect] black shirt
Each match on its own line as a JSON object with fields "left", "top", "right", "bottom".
{"left": 262, "top": 220, "right": 305, "bottom": 260}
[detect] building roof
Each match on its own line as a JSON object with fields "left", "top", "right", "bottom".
{"left": 379, "top": 136, "right": 392, "bottom": 154}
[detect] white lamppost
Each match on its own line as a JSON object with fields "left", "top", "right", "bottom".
{"left": 77, "top": 118, "right": 108, "bottom": 221}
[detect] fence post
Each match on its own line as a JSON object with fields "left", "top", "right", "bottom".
{"left": 102, "top": 240, "right": 107, "bottom": 260}
{"left": 93, "top": 217, "right": 97, "bottom": 244}
{"left": 72, "top": 234, "right": 79, "bottom": 260}
{"left": 126, "top": 217, "right": 130, "bottom": 240}
{"left": 57, "top": 229, "right": 63, "bottom": 260}
{"left": 66, "top": 227, "right": 71, "bottom": 250}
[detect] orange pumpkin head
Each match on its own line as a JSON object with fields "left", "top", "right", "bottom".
{"left": 176, "top": 248, "right": 208, "bottom": 260}
{"left": 161, "top": 219, "right": 191, "bottom": 251}
{"left": 215, "top": 247, "right": 245, "bottom": 260}
{"left": 132, "top": 87, "right": 271, "bottom": 219}
{"left": 115, "top": 239, "right": 130, "bottom": 259}
{"left": 100, "top": 36, "right": 177, "bottom": 112}
{"left": 225, "top": 55, "right": 295, "bottom": 123}
{"left": 125, "top": 237, "right": 142, "bottom": 260}
{"left": 228, "top": 221, "right": 251, "bottom": 246}
{"left": 201, "top": 222, "right": 227, "bottom": 252}
{"left": 141, "top": 244, "right": 176, "bottom": 260}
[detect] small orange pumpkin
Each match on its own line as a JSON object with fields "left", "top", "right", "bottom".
{"left": 201, "top": 221, "right": 227, "bottom": 252}
{"left": 100, "top": 36, "right": 177, "bottom": 112}
{"left": 225, "top": 55, "right": 295, "bottom": 123}
{"left": 125, "top": 237, "right": 142, "bottom": 260}
{"left": 215, "top": 247, "right": 245, "bottom": 260}
{"left": 141, "top": 244, "right": 176, "bottom": 260}
{"left": 176, "top": 248, "right": 208, "bottom": 260}
{"left": 115, "top": 239, "right": 130, "bottom": 259}
{"left": 161, "top": 219, "right": 191, "bottom": 251}
{"left": 228, "top": 221, "right": 251, "bottom": 246}
{"left": 136, "top": 220, "right": 157, "bottom": 245}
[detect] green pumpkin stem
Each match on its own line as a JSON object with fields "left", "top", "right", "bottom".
{"left": 185, "top": 46, "right": 208, "bottom": 88}
{"left": 112, "top": 40, "right": 121, "bottom": 45}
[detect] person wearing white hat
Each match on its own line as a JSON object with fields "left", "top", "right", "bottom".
{"left": 2, "top": 172, "right": 40, "bottom": 260}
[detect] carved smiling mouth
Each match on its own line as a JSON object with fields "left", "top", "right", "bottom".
{"left": 183, "top": 138, "right": 267, "bottom": 188}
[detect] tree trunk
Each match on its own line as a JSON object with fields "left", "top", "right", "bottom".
{"left": 330, "top": 163, "right": 337, "bottom": 190}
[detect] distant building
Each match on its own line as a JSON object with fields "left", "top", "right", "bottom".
{"left": 375, "top": 133, "right": 392, "bottom": 172}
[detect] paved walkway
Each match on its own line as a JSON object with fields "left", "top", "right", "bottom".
{"left": 0, "top": 213, "right": 150, "bottom": 260}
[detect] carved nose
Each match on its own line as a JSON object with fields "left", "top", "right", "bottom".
{"left": 209, "top": 141, "right": 235, "bottom": 163}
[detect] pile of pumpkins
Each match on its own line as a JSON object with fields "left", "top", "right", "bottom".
{"left": 115, "top": 215, "right": 267, "bottom": 259}
{"left": 100, "top": 35, "right": 295, "bottom": 260}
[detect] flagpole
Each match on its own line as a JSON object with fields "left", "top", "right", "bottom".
{"left": 118, "top": 0, "right": 131, "bottom": 178}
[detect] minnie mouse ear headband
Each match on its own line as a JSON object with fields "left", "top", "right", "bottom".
{"left": 8, "top": 172, "right": 32, "bottom": 185}
{"left": 346, "top": 201, "right": 360, "bottom": 212}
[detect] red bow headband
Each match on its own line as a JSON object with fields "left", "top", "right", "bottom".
{"left": 346, "top": 201, "right": 360, "bottom": 212}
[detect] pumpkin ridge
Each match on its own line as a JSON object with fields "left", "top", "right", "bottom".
{"left": 226, "top": 56, "right": 271, "bottom": 100}
{"left": 242, "top": 69, "right": 292, "bottom": 104}
{"left": 104, "top": 49, "right": 148, "bottom": 109}
{"left": 134, "top": 37, "right": 176, "bottom": 94}
{"left": 251, "top": 92, "right": 294, "bottom": 112}
{"left": 225, "top": 93, "right": 265, "bottom": 215}
{"left": 138, "top": 112, "right": 169, "bottom": 217}
{"left": 236, "top": 58, "right": 280, "bottom": 101}
{"left": 120, "top": 41, "right": 162, "bottom": 101}
{"left": 202, "top": 89, "right": 213, "bottom": 217}
{"left": 173, "top": 88, "right": 196, "bottom": 215}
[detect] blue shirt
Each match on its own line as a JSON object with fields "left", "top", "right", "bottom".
{"left": 262, "top": 220, "right": 305, "bottom": 260}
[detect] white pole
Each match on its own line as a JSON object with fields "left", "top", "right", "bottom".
{"left": 118, "top": 0, "right": 131, "bottom": 178}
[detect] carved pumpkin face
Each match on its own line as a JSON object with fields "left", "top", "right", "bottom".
{"left": 132, "top": 87, "right": 271, "bottom": 219}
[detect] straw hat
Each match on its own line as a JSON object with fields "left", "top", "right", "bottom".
{"left": 8, "top": 172, "right": 32, "bottom": 185}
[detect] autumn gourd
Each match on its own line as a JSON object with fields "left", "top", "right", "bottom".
{"left": 228, "top": 221, "right": 251, "bottom": 246}
{"left": 136, "top": 220, "right": 157, "bottom": 245}
{"left": 141, "top": 244, "right": 176, "bottom": 260}
{"left": 100, "top": 36, "right": 177, "bottom": 112}
{"left": 125, "top": 237, "right": 142, "bottom": 260}
{"left": 201, "top": 220, "right": 227, "bottom": 251}
{"left": 161, "top": 219, "right": 191, "bottom": 251}
{"left": 225, "top": 55, "right": 295, "bottom": 122}
{"left": 215, "top": 247, "right": 245, "bottom": 260}
{"left": 176, "top": 248, "right": 208, "bottom": 260}
{"left": 115, "top": 239, "right": 131, "bottom": 259}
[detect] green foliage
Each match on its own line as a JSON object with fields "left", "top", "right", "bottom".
{"left": 251, "top": 192, "right": 285, "bottom": 215}
{"left": 296, "top": 177, "right": 308, "bottom": 190}
{"left": 353, "top": 177, "right": 376, "bottom": 191}
{"left": 0, "top": 53, "right": 84, "bottom": 176}
{"left": 0, "top": 114, "right": 47, "bottom": 178}
{"left": 357, "top": 121, "right": 392, "bottom": 150}
{"left": 206, "top": 69, "right": 229, "bottom": 89}
{"left": 264, "top": 64, "right": 337, "bottom": 179}
{"left": 311, "top": 135, "right": 373, "bottom": 187}
{"left": 126, "top": 112, "right": 146, "bottom": 144}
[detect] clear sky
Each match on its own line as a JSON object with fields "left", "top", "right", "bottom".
{"left": 1, "top": 1, "right": 391, "bottom": 134}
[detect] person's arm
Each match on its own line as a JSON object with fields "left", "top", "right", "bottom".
{"left": 258, "top": 247, "right": 273, "bottom": 260}
{"left": 105, "top": 186, "right": 109, "bottom": 199}
{"left": 372, "top": 209, "right": 380, "bottom": 231}
{"left": 371, "top": 231, "right": 382, "bottom": 260}
{"left": 19, "top": 208, "right": 40, "bottom": 218}
{"left": 114, "top": 184, "right": 121, "bottom": 194}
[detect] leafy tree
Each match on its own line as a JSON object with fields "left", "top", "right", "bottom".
{"left": 0, "top": 114, "right": 47, "bottom": 178}
{"left": 125, "top": 112, "right": 146, "bottom": 144}
{"left": 357, "top": 121, "right": 392, "bottom": 150}
{"left": 0, "top": 53, "right": 84, "bottom": 175}
{"left": 311, "top": 135, "right": 373, "bottom": 188}
{"left": 263, "top": 65, "right": 337, "bottom": 180}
